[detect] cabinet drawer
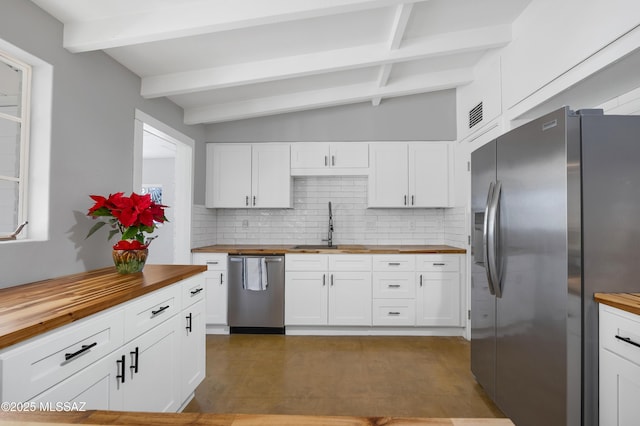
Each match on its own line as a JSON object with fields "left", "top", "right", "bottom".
{"left": 415, "top": 255, "right": 459, "bottom": 272}
{"left": 181, "top": 274, "right": 205, "bottom": 309}
{"left": 373, "top": 272, "right": 416, "bottom": 299}
{"left": 372, "top": 299, "right": 416, "bottom": 326}
{"left": 372, "top": 255, "right": 415, "bottom": 272}
{"left": 124, "top": 285, "right": 181, "bottom": 343}
{"left": 192, "top": 253, "right": 227, "bottom": 271}
{"left": 329, "top": 254, "right": 371, "bottom": 271}
{"left": 601, "top": 305, "right": 640, "bottom": 366}
{"left": 0, "top": 308, "right": 124, "bottom": 403}
{"left": 286, "top": 254, "right": 329, "bottom": 271}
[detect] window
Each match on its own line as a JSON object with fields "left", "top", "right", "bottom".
{"left": 0, "top": 52, "right": 30, "bottom": 239}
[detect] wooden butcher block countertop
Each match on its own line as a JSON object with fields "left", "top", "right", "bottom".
{"left": 0, "top": 411, "right": 514, "bottom": 426}
{"left": 0, "top": 264, "right": 206, "bottom": 350}
{"left": 594, "top": 293, "right": 640, "bottom": 316}
{"left": 192, "top": 244, "right": 466, "bottom": 255}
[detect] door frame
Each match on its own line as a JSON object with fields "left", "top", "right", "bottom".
{"left": 133, "top": 109, "right": 194, "bottom": 264}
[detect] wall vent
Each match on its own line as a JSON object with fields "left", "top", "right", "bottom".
{"left": 468, "top": 102, "right": 483, "bottom": 129}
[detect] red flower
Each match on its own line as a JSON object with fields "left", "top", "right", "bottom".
{"left": 113, "top": 240, "right": 147, "bottom": 250}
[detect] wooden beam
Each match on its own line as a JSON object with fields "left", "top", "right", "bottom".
{"left": 373, "top": 2, "right": 413, "bottom": 106}
{"left": 62, "top": 0, "right": 428, "bottom": 53}
{"left": 183, "top": 68, "right": 473, "bottom": 124}
{"left": 142, "top": 24, "right": 510, "bottom": 98}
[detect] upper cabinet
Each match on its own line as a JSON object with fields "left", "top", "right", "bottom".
{"left": 290, "top": 142, "right": 369, "bottom": 176}
{"left": 206, "top": 143, "right": 291, "bottom": 208}
{"left": 368, "top": 142, "right": 454, "bottom": 208}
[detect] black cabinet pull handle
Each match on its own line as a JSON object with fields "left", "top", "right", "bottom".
{"left": 129, "top": 347, "right": 139, "bottom": 374}
{"left": 615, "top": 335, "right": 640, "bottom": 349}
{"left": 220, "top": 273, "right": 224, "bottom": 284}
{"left": 404, "top": 195, "right": 407, "bottom": 205}
{"left": 190, "top": 288, "right": 203, "bottom": 295}
{"left": 388, "top": 284, "right": 401, "bottom": 288}
{"left": 433, "top": 263, "right": 446, "bottom": 266}
{"left": 322, "top": 274, "right": 326, "bottom": 286}
{"left": 116, "top": 355, "right": 126, "bottom": 384}
{"left": 245, "top": 195, "right": 249, "bottom": 206}
{"left": 388, "top": 312, "right": 401, "bottom": 316}
{"left": 331, "top": 274, "right": 334, "bottom": 286}
{"left": 420, "top": 275, "right": 423, "bottom": 287}
{"left": 388, "top": 262, "right": 401, "bottom": 266}
{"left": 186, "top": 313, "right": 193, "bottom": 332}
{"left": 151, "top": 305, "right": 170, "bottom": 316}
{"left": 65, "top": 342, "right": 97, "bottom": 361}
{"left": 253, "top": 195, "right": 256, "bottom": 206}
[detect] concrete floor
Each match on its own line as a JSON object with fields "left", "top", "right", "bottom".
{"left": 184, "top": 334, "right": 505, "bottom": 419}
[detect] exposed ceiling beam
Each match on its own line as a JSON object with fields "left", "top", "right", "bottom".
{"left": 372, "top": 2, "right": 413, "bottom": 106}
{"left": 142, "top": 24, "right": 510, "bottom": 98}
{"left": 62, "top": 0, "right": 428, "bottom": 53}
{"left": 184, "top": 68, "right": 473, "bottom": 124}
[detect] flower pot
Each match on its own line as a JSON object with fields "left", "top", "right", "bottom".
{"left": 112, "top": 248, "right": 148, "bottom": 274}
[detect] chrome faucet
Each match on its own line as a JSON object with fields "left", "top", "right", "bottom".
{"left": 322, "top": 201, "right": 334, "bottom": 247}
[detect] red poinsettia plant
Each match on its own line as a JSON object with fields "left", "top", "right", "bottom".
{"left": 86, "top": 192, "right": 168, "bottom": 250}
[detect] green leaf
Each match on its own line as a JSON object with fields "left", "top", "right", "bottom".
{"left": 86, "top": 221, "right": 107, "bottom": 239}
{"left": 121, "top": 227, "right": 139, "bottom": 240}
{"left": 108, "top": 229, "right": 120, "bottom": 241}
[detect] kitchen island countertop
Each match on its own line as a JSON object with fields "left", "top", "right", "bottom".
{"left": 594, "top": 293, "right": 640, "bottom": 316}
{"left": 0, "top": 264, "right": 206, "bottom": 350}
{"left": 192, "top": 244, "right": 466, "bottom": 255}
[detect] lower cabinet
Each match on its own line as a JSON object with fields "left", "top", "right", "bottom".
{"left": 285, "top": 255, "right": 372, "bottom": 326}
{"left": 192, "top": 253, "right": 228, "bottom": 327}
{"left": 0, "top": 273, "right": 206, "bottom": 412}
{"left": 416, "top": 255, "right": 462, "bottom": 326}
{"left": 599, "top": 304, "right": 640, "bottom": 425}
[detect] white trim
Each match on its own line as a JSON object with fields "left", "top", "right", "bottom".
{"left": 133, "top": 110, "right": 194, "bottom": 264}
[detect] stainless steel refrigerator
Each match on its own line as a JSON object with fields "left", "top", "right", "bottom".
{"left": 471, "top": 106, "right": 640, "bottom": 426}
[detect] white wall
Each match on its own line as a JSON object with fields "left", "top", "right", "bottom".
{"left": 0, "top": 0, "right": 205, "bottom": 288}
{"left": 142, "top": 158, "right": 175, "bottom": 264}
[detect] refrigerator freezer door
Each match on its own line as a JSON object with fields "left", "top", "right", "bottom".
{"left": 495, "top": 108, "right": 569, "bottom": 426}
{"left": 470, "top": 140, "right": 497, "bottom": 400}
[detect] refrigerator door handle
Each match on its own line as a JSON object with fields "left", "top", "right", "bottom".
{"left": 487, "top": 181, "right": 503, "bottom": 298}
{"left": 483, "top": 182, "right": 496, "bottom": 296}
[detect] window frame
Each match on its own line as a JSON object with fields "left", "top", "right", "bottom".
{"left": 0, "top": 50, "right": 31, "bottom": 239}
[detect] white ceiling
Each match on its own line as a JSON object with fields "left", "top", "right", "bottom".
{"left": 31, "top": 0, "right": 531, "bottom": 125}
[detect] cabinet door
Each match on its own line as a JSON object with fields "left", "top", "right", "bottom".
{"left": 123, "top": 315, "right": 181, "bottom": 412}
{"left": 252, "top": 144, "right": 291, "bottom": 208}
{"left": 203, "top": 269, "right": 227, "bottom": 325}
{"left": 328, "top": 271, "right": 372, "bottom": 326}
{"left": 416, "top": 272, "right": 461, "bottom": 326}
{"left": 368, "top": 143, "right": 408, "bottom": 207}
{"left": 29, "top": 352, "right": 123, "bottom": 411}
{"left": 291, "top": 142, "right": 329, "bottom": 169}
{"left": 600, "top": 348, "right": 640, "bottom": 426}
{"left": 330, "top": 143, "right": 368, "bottom": 169}
{"left": 180, "top": 300, "right": 205, "bottom": 402}
{"left": 285, "top": 271, "right": 328, "bottom": 325}
{"left": 409, "top": 142, "right": 453, "bottom": 207}
{"left": 206, "top": 144, "right": 252, "bottom": 208}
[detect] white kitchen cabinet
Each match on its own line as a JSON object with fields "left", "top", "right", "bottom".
{"left": 599, "top": 304, "right": 640, "bottom": 426}
{"left": 206, "top": 143, "right": 291, "bottom": 208}
{"left": 372, "top": 254, "right": 416, "bottom": 326}
{"left": 285, "top": 254, "right": 372, "bottom": 326}
{"left": 192, "top": 253, "right": 228, "bottom": 327}
{"left": 180, "top": 276, "right": 206, "bottom": 404}
{"left": 368, "top": 142, "right": 454, "bottom": 208}
{"left": 416, "top": 255, "right": 462, "bottom": 326}
{"left": 290, "top": 142, "right": 368, "bottom": 175}
{"left": 0, "top": 273, "right": 205, "bottom": 412}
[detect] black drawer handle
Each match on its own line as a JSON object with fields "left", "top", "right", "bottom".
{"left": 151, "top": 305, "right": 170, "bottom": 316}
{"left": 190, "top": 288, "right": 203, "bottom": 295}
{"left": 186, "top": 313, "right": 193, "bottom": 332}
{"left": 130, "top": 346, "right": 139, "bottom": 374}
{"left": 433, "top": 263, "right": 446, "bottom": 266}
{"left": 388, "top": 284, "right": 401, "bottom": 288}
{"left": 388, "top": 312, "right": 401, "bottom": 316}
{"left": 388, "top": 262, "right": 401, "bottom": 266}
{"left": 615, "top": 335, "right": 640, "bottom": 349}
{"left": 116, "top": 355, "right": 126, "bottom": 384}
{"left": 65, "top": 342, "right": 97, "bottom": 361}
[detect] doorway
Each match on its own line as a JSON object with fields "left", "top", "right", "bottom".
{"left": 133, "top": 110, "right": 194, "bottom": 264}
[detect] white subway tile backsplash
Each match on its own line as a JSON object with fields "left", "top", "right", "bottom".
{"left": 192, "top": 177, "right": 467, "bottom": 247}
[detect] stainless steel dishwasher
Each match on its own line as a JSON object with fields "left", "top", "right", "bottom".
{"left": 227, "top": 255, "right": 285, "bottom": 333}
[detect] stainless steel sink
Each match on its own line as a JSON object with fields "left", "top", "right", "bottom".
{"left": 292, "top": 245, "right": 339, "bottom": 250}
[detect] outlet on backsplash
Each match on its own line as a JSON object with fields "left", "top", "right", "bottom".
{"left": 242, "top": 219, "right": 249, "bottom": 228}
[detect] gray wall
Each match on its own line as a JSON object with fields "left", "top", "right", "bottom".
{"left": 0, "top": 0, "right": 205, "bottom": 287}
{"left": 205, "top": 90, "right": 456, "bottom": 142}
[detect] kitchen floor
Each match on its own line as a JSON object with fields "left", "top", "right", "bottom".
{"left": 183, "top": 334, "right": 505, "bottom": 418}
